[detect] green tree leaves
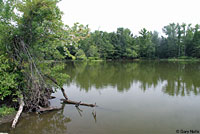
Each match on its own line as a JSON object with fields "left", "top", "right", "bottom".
{"left": 77, "top": 23, "right": 200, "bottom": 60}
{"left": 0, "top": 55, "right": 21, "bottom": 100}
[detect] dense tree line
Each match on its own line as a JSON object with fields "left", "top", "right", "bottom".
{"left": 69, "top": 23, "right": 200, "bottom": 60}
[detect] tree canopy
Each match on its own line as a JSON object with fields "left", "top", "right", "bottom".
{"left": 0, "top": 0, "right": 89, "bottom": 110}
{"left": 78, "top": 23, "right": 200, "bottom": 60}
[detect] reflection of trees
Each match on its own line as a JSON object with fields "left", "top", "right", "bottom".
{"left": 65, "top": 61, "right": 139, "bottom": 92}
{"left": 40, "top": 62, "right": 69, "bottom": 88}
{"left": 160, "top": 62, "right": 200, "bottom": 96}
{"left": 64, "top": 61, "right": 200, "bottom": 96}
{"left": 10, "top": 105, "right": 71, "bottom": 134}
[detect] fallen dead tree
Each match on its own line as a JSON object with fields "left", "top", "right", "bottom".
{"left": 61, "top": 99, "right": 96, "bottom": 107}
{"left": 45, "top": 75, "right": 96, "bottom": 107}
{"left": 12, "top": 95, "right": 25, "bottom": 128}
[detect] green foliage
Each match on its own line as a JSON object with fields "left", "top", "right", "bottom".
{"left": 88, "top": 57, "right": 100, "bottom": 60}
{"left": 78, "top": 23, "right": 200, "bottom": 60}
{"left": 0, "top": 55, "right": 22, "bottom": 100}
{"left": 137, "top": 28, "right": 155, "bottom": 58}
{"left": 0, "top": 105, "right": 16, "bottom": 117}
{"left": 63, "top": 23, "right": 90, "bottom": 59}
{"left": 0, "top": 0, "right": 85, "bottom": 109}
{"left": 75, "top": 49, "right": 87, "bottom": 60}
{"left": 87, "top": 45, "right": 99, "bottom": 58}
{"left": 178, "top": 56, "right": 191, "bottom": 59}
{"left": 15, "top": 0, "right": 65, "bottom": 60}
{"left": 40, "top": 62, "right": 69, "bottom": 88}
{"left": 192, "top": 28, "right": 200, "bottom": 58}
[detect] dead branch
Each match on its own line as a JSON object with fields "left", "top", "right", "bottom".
{"left": 12, "top": 95, "right": 25, "bottom": 128}
{"left": 75, "top": 101, "right": 81, "bottom": 107}
{"left": 44, "top": 75, "right": 96, "bottom": 108}
{"left": 61, "top": 99, "right": 96, "bottom": 107}
{"left": 44, "top": 75, "right": 68, "bottom": 100}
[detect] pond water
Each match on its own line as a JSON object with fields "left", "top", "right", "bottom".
{"left": 1, "top": 61, "right": 200, "bottom": 134}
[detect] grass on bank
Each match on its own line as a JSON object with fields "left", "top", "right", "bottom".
{"left": 159, "top": 56, "right": 200, "bottom": 62}
{"left": 0, "top": 106, "right": 16, "bottom": 117}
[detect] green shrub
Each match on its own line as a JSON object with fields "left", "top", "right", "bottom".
{"left": 178, "top": 56, "right": 191, "bottom": 59}
{"left": 75, "top": 49, "right": 87, "bottom": 60}
{"left": 0, "top": 55, "right": 22, "bottom": 100}
{"left": 0, "top": 105, "right": 15, "bottom": 117}
{"left": 88, "top": 57, "right": 100, "bottom": 60}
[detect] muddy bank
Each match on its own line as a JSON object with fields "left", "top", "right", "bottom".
{"left": 0, "top": 114, "right": 15, "bottom": 126}
{"left": 0, "top": 113, "right": 29, "bottom": 126}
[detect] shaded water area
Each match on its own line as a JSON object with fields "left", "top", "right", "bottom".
{"left": 1, "top": 61, "right": 200, "bottom": 134}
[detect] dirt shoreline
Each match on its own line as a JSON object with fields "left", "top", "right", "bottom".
{"left": 0, "top": 113, "right": 29, "bottom": 126}
{"left": 0, "top": 114, "right": 15, "bottom": 126}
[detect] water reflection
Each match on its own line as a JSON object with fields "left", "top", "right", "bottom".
{"left": 64, "top": 61, "right": 200, "bottom": 96}
{"left": 1, "top": 61, "right": 200, "bottom": 134}
{"left": 0, "top": 105, "right": 71, "bottom": 134}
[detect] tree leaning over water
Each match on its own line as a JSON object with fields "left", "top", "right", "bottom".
{"left": 1, "top": 0, "right": 68, "bottom": 111}
{"left": 0, "top": 0, "right": 91, "bottom": 119}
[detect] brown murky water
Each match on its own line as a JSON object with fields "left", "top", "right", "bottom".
{"left": 1, "top": 61, "right": 200, "bottom": 134}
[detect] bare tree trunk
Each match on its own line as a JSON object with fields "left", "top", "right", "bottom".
{"left": 60, "top": 88, "right": 68, "bottom": 100}
{"left": 12, "top": 95, "right": 25, "bottom": 128}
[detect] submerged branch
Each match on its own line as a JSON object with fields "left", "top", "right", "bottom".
{"left": 38, "top": 106, "right": 62, "bottom": 113}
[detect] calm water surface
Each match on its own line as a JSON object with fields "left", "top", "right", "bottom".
{"left": 1, "top": 61, "right": 200, "bottom": 134}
